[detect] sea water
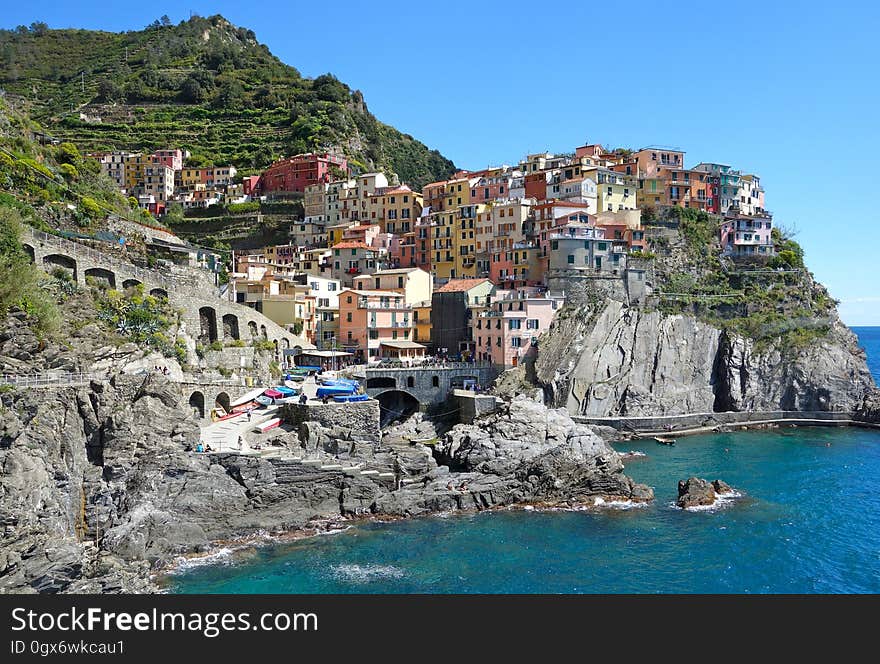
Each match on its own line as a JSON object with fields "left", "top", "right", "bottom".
{"left": 168, "top": 329, "right": 880, "bottom": 594}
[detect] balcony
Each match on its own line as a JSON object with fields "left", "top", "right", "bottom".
{"left": 360, "top": 300, "right": 412, "bottom": 310}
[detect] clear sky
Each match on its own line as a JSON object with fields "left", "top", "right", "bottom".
{"left": 5, "top": 1, "right": 879, "bottom": 324}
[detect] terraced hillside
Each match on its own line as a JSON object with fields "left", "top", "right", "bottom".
{"left": 0, "top": 15, "right": 456, "bottom": 186}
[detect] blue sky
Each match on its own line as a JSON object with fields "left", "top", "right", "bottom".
{"left": 5, "top": 1, "right": 879, "bottom": 324}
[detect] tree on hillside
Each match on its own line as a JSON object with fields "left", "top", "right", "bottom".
{"left": 97, "top": 79, "right": 123, "bottom": 103}
{"left": 29, "top": 22, "right": 48, "bottom": 35}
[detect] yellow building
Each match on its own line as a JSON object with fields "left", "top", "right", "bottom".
{"left": 413, "top": 300, "right": 432, "bottom": 345}
{"left": 123, "top": 154, "right": 150, "bottom": 191}
{"left": 352, "top": 267, "right": 433, "bottom": 305}
{"left": 587, "top": 168, "right": 638, "bottom": 212}
{"left": 455, "top": 204, "right": 483, "bottom": 278}
{"left": 430, "top": 209, "right": 456, "bottom": 281}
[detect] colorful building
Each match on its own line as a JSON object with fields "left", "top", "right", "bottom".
{"left": 338, "top": 289, "right": 421, "bottom": 360}
{"left": 472, "top": 289, "right": 564, "bottom": 368}
{"left": 258, "top": 152, "right": 348, "bottom": 196}
{"left": 353, "top": 267, "right": 433, "bottom": 305}
{"left": 719, "top": 214, "right": 775, "bottom": 257}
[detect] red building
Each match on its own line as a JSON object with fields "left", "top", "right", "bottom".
{"left": 257, "top": 153, "right": 348, "bottom": 195}
{"left": 242, "top": 175, "right": 261, "bottom": 196}
{"left": 525, "top": 171, "right": 549, "bottom": 201}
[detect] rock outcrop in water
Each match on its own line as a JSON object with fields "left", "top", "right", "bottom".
{"left": 676, "top": 477, "right": 735, "bottom": 509}
{"left": 535, "top": 299, "right": 875, "bottom": 417}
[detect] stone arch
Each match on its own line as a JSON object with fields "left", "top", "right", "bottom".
{"left": 188, "top": 391, "right": 205, "bottom": 419}
{"left": 367, "top": 376, "right": 396, "bottom": 389}
{"left": 215, "top": 392, "right": 231, "bottom": 413}
{"left": 43, "top": 254, "right": 77, "bottom": 282}
{"left": 22, "top": 244, "right": 35, "bottom": 263}
{"left": 84, "top": 267, "right": 116, "bottom": 289}
{"left": 222, "top": 313, "right": 240, "bottom": 340}
{"left": 248, "top": 321, "right": 258, "bottom": 338}
{"left": 376, "top": 390, "right": 421, "bottom": 427}
{"left": 407, "top": 376, "right": 415, "bottom": 388}
{"left": 149, "top": 287, "right": 168, "bottom": 299}
{"left": 122, "top": 278, "right": 142, "bottom": 290}
{"left": 199, "top": 306, "right": 218, "bottom": 343}
{"left": 431, "top": 375, "right": 440, "bottom": 388}
{"left": 260, "top": 324, "right": 268, "bottom": 340}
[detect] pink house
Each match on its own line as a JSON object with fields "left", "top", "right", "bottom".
{"left": 471, "top": 289, "right": 564, "bottom": 368}
{"left": 719, "top": 214, "right": 775, "bottom": 257}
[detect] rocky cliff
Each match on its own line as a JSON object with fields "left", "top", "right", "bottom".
{"left": 535, "top": 299, "right": 875, "bottom": 417}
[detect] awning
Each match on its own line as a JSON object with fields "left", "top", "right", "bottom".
{"left": 379, "top": 341, "right": 427, "bottom": 349}
{"left": 300, "top": 350, "right": 354, "bottom": 358}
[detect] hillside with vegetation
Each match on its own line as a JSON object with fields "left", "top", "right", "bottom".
{"left": 0, "top": 15, "right": 456, "bottom": 186}
{"left": 640, "top": 207, "right": 835, "bottom": 352}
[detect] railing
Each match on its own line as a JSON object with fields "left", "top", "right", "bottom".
{"left": 26, "top": 228, "right": 205, "bottom": 289}
{"left": 0, "top": 372, "right": 104, "bottom": 388}
{"left": 366, "top": 361, "right": 493, "bottom": 371}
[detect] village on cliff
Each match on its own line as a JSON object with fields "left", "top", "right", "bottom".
{"left": 88, "top": 143, "right": 775, "bottom": 369}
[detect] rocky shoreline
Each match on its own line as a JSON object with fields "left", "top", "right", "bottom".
{"left": 0, "top": 375, "right": 653, "bottom": 594}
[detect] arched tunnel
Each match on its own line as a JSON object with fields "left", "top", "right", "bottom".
{"left": 376, "top": 390, "right": 421, "bottom": 427}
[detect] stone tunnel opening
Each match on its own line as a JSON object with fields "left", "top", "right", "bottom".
{"left": 43, "top": 254, "right": 77, "bottom": 282}
{"left": 199, "top": 307, "right": 218, "bottom": 343}
{"left": 188, "top": 391, "right": 205, "bottom": 419}
{"left": 377, "top": 390, "right": 421, "bottom": 427}
{"left": 222, "top": 313, "right": 240, "bottom": 340}
{"left": 215, "top": 392, "right": 231, "bottom": 414}
{"left": 84, "top": 267, "right": 116, "bottom": 289}
{"left": 22, "top": 244, "right": 35, "bottom": 263}
{"left": 149, "top": 287, "right": 168, "bottom": 299}
{"left": 122, "top": 279, "right": 142, "bottom": 290}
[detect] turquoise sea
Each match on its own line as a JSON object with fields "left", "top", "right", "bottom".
{"left": 169, "top": 328, "right": 880, "bottom": 594}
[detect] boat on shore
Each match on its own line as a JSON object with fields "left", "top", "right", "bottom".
{"left": 654, "top": 436, "right": 676, "bottom": 446}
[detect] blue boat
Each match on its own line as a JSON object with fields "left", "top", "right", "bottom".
{"left": 274, "top": 386, "right": 297, "bottom": 398}
{"left": 316, "top": 385, "right": 357, "bottom": 398}
{"left": 333, "top": 394, "right": 370, "bottom": 403}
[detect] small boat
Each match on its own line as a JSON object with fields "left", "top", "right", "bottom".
{"left": 316, "top": 384, "right": 358, "bottom": 398}
{"left": 274, "top": 386, "right": 297, "bottom": 398}
{"left": 255, "top": 417, "right": 282, "bottom": 433}
{"left": 654, "top": 436, "right": 676, "bottom": 446}
{"left": 255, "top": 395, "right": 274, "bottom": 407}
{"left": 332, "top": 393, "right": 369, "bottom": 403}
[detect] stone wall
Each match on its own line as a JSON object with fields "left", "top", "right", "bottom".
{"left": 574, "top": 409, "right": 873, "bottom": 433}
{"left": 452, "top": 391, "right": 501, "bottom": 424}
{"left": 281, "top": 400, "right": 381, "bottom": 444}
{"left": 547, "top": 272, "right": 628, "bottom": 307}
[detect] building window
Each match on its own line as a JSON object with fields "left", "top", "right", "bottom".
{"left": 432, "top": 376, "right": 439, "bottom": 387}
{"left": 511, "top": 337, "right": 522, "bottom": 348}
{"left": 567, "top": 255, "right": 575, "bottom": 264}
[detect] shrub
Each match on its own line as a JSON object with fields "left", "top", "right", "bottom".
{"left": 59, "top": 163, "right": 78, "bottom": 181}
{"left": 208, "top": 340, "right": 224, "bottom": 352}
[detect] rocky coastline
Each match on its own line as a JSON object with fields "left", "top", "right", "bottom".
{"left": 0, "top": 363, "right": 652, "bottom": 593}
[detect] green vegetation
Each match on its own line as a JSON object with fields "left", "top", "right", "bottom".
{"left": 0, "top": 206, "right": 60, "bottom": 334}
{"left": 252, "top": 339, "right": 274, "bottom": 352}
{"left": 94, "top": 284, "right": 181, "bottom": 357}
{"left": 651, "top": 207, "right": 831, "bottom": 352}
{"left": 0, "top": 15, "right": 456, "bottom": 187}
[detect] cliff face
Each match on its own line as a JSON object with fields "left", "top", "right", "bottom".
{"left": 536, "top": 299, "right": 875, "bottom": 417}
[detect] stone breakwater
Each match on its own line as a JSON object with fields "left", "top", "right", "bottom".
{"left": 0, "top": 373, "right": 651, "bottom": 593}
